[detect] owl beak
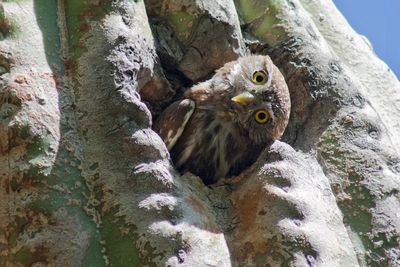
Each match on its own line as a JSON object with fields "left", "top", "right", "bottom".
{"left": 231, "top": 92, "right": 255, "bottom": 105}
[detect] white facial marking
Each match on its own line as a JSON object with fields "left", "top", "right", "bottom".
{"left": 228, "top": 63, "right": 242, "bottom": 84}
{"left": 266, "top": 103, "right": 276, "bottom": 121}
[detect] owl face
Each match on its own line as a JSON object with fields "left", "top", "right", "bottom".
{"left": 224, "top": 55, "right": 289, "bottom": 144}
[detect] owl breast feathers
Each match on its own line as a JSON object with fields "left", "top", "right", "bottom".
{"left": 155, "top": 55, "right": 290, "bottom": 184}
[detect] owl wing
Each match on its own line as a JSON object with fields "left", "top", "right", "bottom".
{"left": 154, "top": 99, "right": 195, "bottom": 150}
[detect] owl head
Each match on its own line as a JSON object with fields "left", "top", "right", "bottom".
{"left": 215, "top": 55, "right": 291, "bottom": 144}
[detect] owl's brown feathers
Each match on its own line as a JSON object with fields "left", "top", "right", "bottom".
{"left": 155, "top": 55, "right": 290, "bottom": 184}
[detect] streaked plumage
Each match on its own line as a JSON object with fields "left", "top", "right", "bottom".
{"left": 155, "top": 55, "right": 290, "bottom": 184}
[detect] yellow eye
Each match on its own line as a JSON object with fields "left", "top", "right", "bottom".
{"left": 255, "top": 110, "right": 270, "bottom": 124}
{"left": 252, "top": 71, "right": 268, "bottom": 85}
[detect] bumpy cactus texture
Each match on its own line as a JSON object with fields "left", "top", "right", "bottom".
{"left": 0, "top": 0, "right": 399, "bottom": 266}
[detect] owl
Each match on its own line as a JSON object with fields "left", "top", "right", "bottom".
{"left": 155, "top": 55, "right": 290, "bottom": 184}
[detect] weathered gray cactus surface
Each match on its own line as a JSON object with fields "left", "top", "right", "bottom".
{"left": 0, "top": 0, "right": 399, "bottom": 266}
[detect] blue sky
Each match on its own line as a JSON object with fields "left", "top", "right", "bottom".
{"left": 333, "top": 0, "right": 400, "bottom": 78}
